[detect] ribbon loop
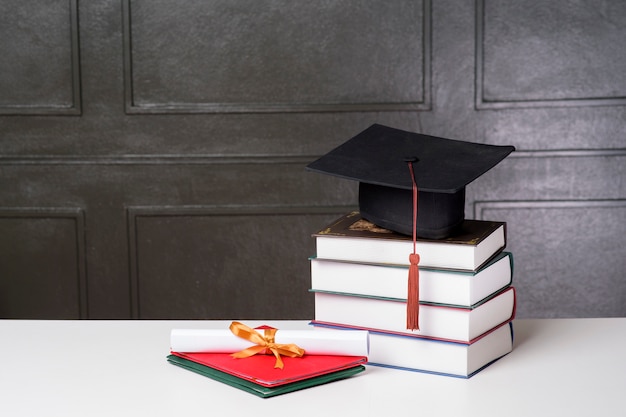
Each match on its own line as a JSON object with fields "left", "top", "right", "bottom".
{"left": 229, "top": 321, "right": 305, "bottom": 369}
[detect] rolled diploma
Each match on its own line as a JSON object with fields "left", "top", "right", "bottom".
{"left": 170, "top": 328, "right": 369, "bottom": 357}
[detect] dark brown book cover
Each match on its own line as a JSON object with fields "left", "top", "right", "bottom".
{"left": 314, "top": 211, "right": 506, "bottom": 247}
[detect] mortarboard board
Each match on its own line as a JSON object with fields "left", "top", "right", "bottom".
{"left": 306, "top": 124, "right": 515, "bottom": 240}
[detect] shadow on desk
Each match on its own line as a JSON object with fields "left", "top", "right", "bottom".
{"left": 512, "top": 319, "right": 544, "bottom": 350}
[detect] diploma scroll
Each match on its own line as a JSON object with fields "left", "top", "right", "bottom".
{"left": 171, "top": 327, "right": 369, "bottom": 357}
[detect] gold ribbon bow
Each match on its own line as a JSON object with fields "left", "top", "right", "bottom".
{"left": 229, "top": 321, "right": 305, "bottom": 369}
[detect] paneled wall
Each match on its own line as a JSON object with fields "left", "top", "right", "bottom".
{"left": 1, "top": 0, "right": 624, "bottom": 319}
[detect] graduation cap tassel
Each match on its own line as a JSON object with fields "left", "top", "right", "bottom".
{"left": 406, "top": 159, "right": 420, "bottom": 331}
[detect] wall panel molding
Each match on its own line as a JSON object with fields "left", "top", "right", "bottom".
{"left": 5, "top": 149, "right": 626, "bottom": 165}
{"left": 0, "top": 0, "right": 81, "bottom": 116}
{"left": 474, "top": 199, "right": 626, "bottom": 219}
{"left": 126, "top": 204, "right": 353, "bottom": 318}
{"left": 510, "top": 149, "right": 626, "bottom": 159}
{"left": 122, "top": 0, "right": 431, "bottom": 114}
{"left": 475, "top": 0, "right": 626, "bottom": 110}
{"left": 0, "top": 154, "right": 318, "bottom": 166}
{"left": 0, "top": 207, "right": 88, "bottom": 318}
{"left": 472, "top": 199, "right": 626, "bottom": 318}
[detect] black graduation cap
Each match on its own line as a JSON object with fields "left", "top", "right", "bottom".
{"left": 306, "top": 124, "right": 515, "bottom": 239}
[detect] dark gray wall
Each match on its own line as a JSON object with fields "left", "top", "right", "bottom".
{"left": 1, "top": 0, "right": 624, "bottom": 319}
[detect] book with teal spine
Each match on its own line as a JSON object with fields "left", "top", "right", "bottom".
{"left": 310, "top": 251, "right": 513, "bottom": 308}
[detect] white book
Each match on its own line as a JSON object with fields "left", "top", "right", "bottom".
{"left": 313, "top": 212, "right": 506, "bottom": 271}
{"left": 310, "top": 251, "right": 513, "bottom": 308}
{"left": 313, "top": 322, "right": 514, "bottom": 378}
{"left": 312, "top": 286, "right": 516, "bottom": 343}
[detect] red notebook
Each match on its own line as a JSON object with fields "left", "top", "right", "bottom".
{"left": 170, "top": 351, "right": 367, "bottom": 388}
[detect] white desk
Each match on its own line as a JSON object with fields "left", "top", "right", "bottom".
{"left": 1, "top": 318, "right": 624, "bottom": 416}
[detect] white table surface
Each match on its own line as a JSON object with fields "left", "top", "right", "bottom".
{"left": 1, "top": 318, "right": 625, "bottom": 416}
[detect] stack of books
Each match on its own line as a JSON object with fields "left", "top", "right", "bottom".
{"left": 309, "top": 211, "right": 516, "bottom": 378}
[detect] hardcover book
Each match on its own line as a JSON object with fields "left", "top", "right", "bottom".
{"left": 313, "top": 211, "right": 506, "bottom": 271}
{"left": 312, "top": 286, "right": 516, "bottom": 343}
{"left": 310, "top": 251, "right": 513, "bottom": 308}
{"left": 311, "top": 322, "right": 514, "bottom": 378}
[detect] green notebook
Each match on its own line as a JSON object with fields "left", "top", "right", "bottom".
{"left": 167, "top": 354, "right": 366, "bottom": 398}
